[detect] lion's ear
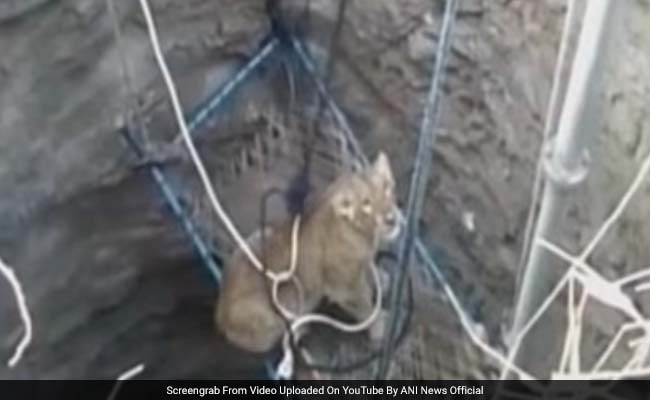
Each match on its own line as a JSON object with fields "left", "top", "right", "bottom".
{"left": 370, "top": 151, "right": 394, "bottom": 184}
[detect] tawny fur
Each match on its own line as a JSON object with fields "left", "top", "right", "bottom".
{"left": 215, "top": 152, "right": 401, "bottom": 353}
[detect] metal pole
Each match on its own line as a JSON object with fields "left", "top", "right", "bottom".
{"left": 511, "top": 0, "right": 618, "bottom": 373}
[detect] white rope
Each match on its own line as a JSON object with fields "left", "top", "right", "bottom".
{"left": 137, "top": 0, "right": 380, "bottom": 378}
{"left": 0, "top": 255, "right": 32, "bottom": 368}
{"left": 500, "top": 0, "right": 583, "bottom": 383}
{"left": 116, "top": 363, "right": 145, "bottom": 380}
{"left": 137, "top": 0, "right": 302, "bottom": 319}
{"left": 537, "top": 239, "right": 642, "bottom": 321}
{"left": 616, "top": 267, "right": 650, "bottom": 287}
{"left": 270, "top": 216, "right": 303, "bottom": 320}
{"left": 276, "top": 258, "right": 384, "bottom": 380}
{"left": 592, "top": 322, "right": 649, "bottom": 372}
{"left": 137, "top": 0, "right": 265, "bottom": 278}
{"left": 503, "top": 0, "right": 650, "bottom": 382}
{"left": 499, "top": 234, "right": 650, "bottom": 381}
{"left": 107, "top": 363, "right": 145, "bottom": 400}
{"left": 499, "top": 271, "right": 572, "bottom": 380}
{"left": 557, "top": 274, "right": 577, "bottom": 374}
{"left": 577, "top": 149, "right": 650, "bottom": 264}
{"left": 543, "top": 133, "right": 650, "bottom": 379}
{"left": 634, "top": 281, "right": 650, "bottom": 293}
{"left": 507, "top": 238, "right": 650, "bottom": 380}
{"left": 534, "top": 238, "right": 650, "bottom": 380}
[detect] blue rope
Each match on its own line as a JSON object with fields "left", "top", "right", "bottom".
{"left": 121, "top": 37, "right": 282, "bottom": 380}
{"left": 184, "top": 38, "right": 279, "bottom": 135}
{"left": 152, "top": 168, "right": 222, "bottom": 280}
{"left": 120, "top": 38, "right": 278, "bottom": 285}
{"left": 119, "top": 127, "right": 222, "bottom": 282}
{"left": 374, "top": 0, "right": 459, "bottom": 379}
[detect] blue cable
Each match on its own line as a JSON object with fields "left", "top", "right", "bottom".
{"left": 118, "top": 126, "right": 222, "bottom": 282}
{"left": 122, "top": 38, "right": 279, "bottom": 284}
{"left": 374, "top": 0, "right": 459, "bottom": 379}
{"left": 185, "top": 38, "right": 279, "bottom": 135}
{"left": 121, "top": 37, "right": 281, "bottom": 380}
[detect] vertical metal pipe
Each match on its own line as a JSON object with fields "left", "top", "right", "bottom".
{"left": 511, "top": 0, "right": 619, "bottom": 373}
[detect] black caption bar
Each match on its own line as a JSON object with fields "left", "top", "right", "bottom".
{"left": 1, "top": 380, "right": 648, "bottom": 400}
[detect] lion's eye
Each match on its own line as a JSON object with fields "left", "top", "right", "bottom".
{"left": 361, "top": 198, "right": 373, "bottom": 213}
